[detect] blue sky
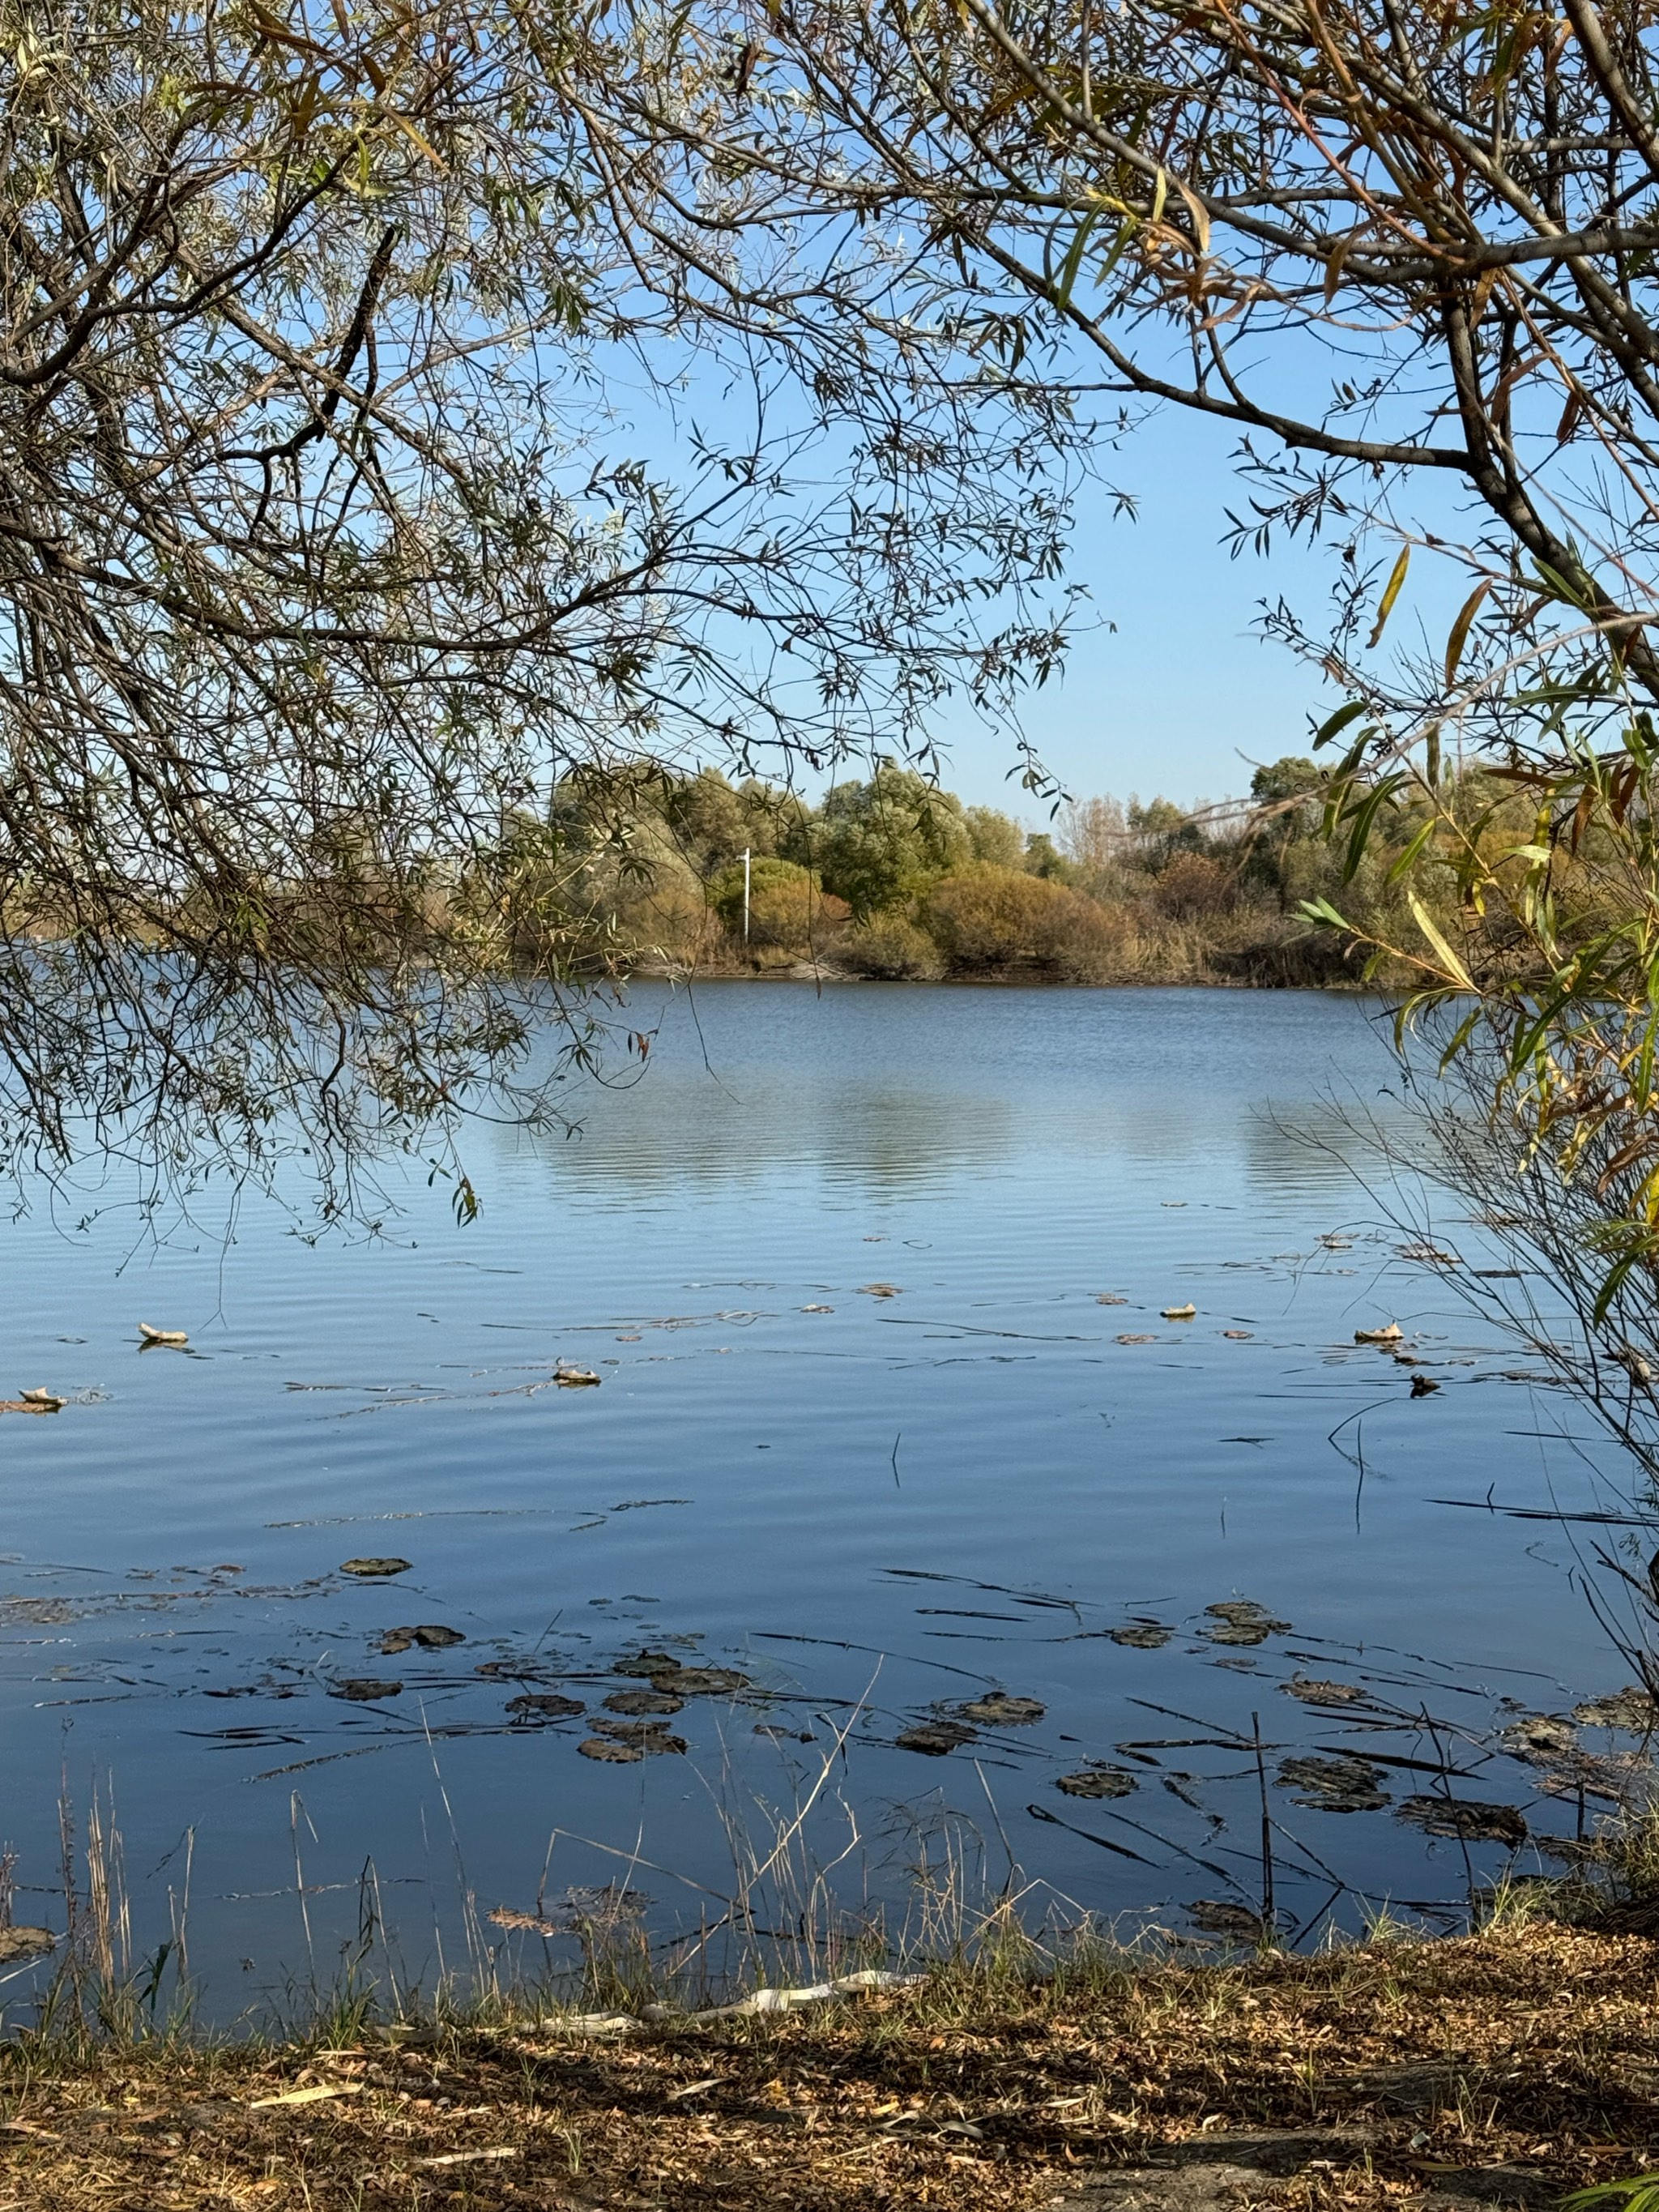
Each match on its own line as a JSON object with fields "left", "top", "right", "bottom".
{"left": 939, "top": 404, "right": 1340, "bottom": 817}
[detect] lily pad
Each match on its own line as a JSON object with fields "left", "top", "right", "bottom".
{"left": 613, "top": 1649, "right": 683, "bottom": 1679}
{"left": 604, "top": 1688, "right": 685, "bottom": 1717}
{"left": 0, "top": 1927, "right": 55, "bottom": 1962}
{"left": 1056, "top": 1765, "right": 1138, "bottom": 1800}
{"left": 1499, "top": 1714, "right": 1576, "bottom": 1758}
{"left": 1397, "top": 1795, "right": 1527, "bottom": 1846}
{"left": 1573, "top": 1688, "right": 1659, "bottom": 1732}
{"left": 957, "top": 1693, "right": 1045, "bottom": 1727}
{"left": 592, "top": 1718, "right": 686, "bottom": 1754}
{"left": 579, "top": 1738, "right": 644, "bottom": 1763}
{"left": 378, "top": 1623, "right": 464, "bottom": 1655}
{"left": 506, "top": 1692, "right": 584, "bottom": 1720}
{"left": 330, "top": 1677, "right": 403, "bottom": 1702}
{"left": 339, "top": 1557, "right": 412, "bottom": 1578}
{"left": 1281, "top": 1674, "right": 1368, "bottom": 1706}
{"left": 1205, "top": 1599, "right": 1290, "bottom": 1646}
{"left": 1188, "top": 1900, "right": 1270, "bottom": 1941}
{"left": 1109, "top": 1621, "right": 1173, "bottom": 1649}
{"left": 894, "top": 1720, "right": 977, "bottom": 1756}
{"left": 1277, "top": 1754, "right": 1389, "bottom": 1813}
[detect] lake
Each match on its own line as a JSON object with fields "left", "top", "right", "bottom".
{"left": 0, "top": 984, "right": 1641, "bottom": 2013}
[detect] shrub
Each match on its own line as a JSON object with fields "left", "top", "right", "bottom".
{"left": 920, "top": 865, "right": 1116, "bottom": 978}
{"left": 1152, "top": 852, "right": 1236, "bottom": 920}
{"left": 709, "top": 857, "right": 848, "bottom": 954}
{"left": 838, "top": 915, "right": 946, "bottom": 980}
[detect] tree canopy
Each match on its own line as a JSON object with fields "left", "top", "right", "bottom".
{"left": 0, "top": 0, "right": 1084, "bottom": 1219}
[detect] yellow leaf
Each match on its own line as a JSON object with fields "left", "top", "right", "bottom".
{"left": 1322, "top": 233, "right": 1351, "bottom": 308}
{"left": 1175, "top": 181, "right": 1209, "bottom": 255}
{"left": 249, "top": 2082, "right": 365, "bottom": 2109}
{"left": 1367, "top": 544, "right": 1410, "bottom": 649}
{"left": 390, "top": 109, "right": 445, "bottom": 167}
{"left": 1407, "top": 893, "right": 1475, "bottom": 992}
{"left": 1444, "top": 579, "right": 1491, "bottom": 690}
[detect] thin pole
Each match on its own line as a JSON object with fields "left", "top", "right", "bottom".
{"left": 741, "top": 848, "right": 750, "bottom": 943}
{"left": 1252, "top": 1712, "right": 1275, "bottom": 1937}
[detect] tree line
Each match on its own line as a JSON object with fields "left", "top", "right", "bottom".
{"left": 484, "top": 755, "right": 1596, "bottom": 992}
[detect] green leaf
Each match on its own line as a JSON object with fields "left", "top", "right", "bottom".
{"left": 1592, "top": 1250, "right": 1643, "bottom": 1329}
{"left": 1341, "top": 773, "right": 1405, "bottom": 882}
{"left": 1051, "top": 206, "right": 1103, "bottom": 311}
{"left": 1435, "top": 1005, "right": 1482, "bottom": 1070}
{"left": 1313, "top": 699, "right": 1367, "bottom": 749}
{"left": 1387, "top": 817, "right": 1436, "bottom": 883}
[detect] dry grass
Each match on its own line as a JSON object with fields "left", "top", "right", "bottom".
{"left": 3, "top": 1922, "right": 1657, "bottom": 2209}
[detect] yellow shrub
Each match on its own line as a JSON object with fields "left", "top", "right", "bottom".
{"left": 920, "top": 865, "right": 1116, "bottom": 979}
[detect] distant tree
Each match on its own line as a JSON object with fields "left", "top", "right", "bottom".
{"left": 1245, "top": 758, "right": 1324, "bottom": 904}
{"left": 1022, "top": 832, "right": 1076, "bottom": 883}
{"left": 1128, "top": 799, "right": 1203, "bottom": 874}
{"left": 812, "top": 766, "right": 970, "bottom": 917}
{"left": 962, "top": 806, "right": 1026, "bottom": 870}
{"left": 1059, "top": 796, "right": 1129, "bottom": 895}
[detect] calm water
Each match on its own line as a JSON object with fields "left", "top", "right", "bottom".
{"left": 0, "top": 984, "right": 1640, "bottom": 2009}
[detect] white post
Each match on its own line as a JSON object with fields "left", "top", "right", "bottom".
{"left": 741, "top": 848, "right": 751, "bottom": 943}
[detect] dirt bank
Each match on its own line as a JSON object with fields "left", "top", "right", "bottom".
{"left": 3, "top": 1922, "right": 1653, "bottom": 2210}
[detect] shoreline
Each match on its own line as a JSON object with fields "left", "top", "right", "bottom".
{"left": 3, "top": 1919, "right": 1648, "bottom": 2209}
{"left": 610, "top": 959, "right": 1380, "bottom": 993}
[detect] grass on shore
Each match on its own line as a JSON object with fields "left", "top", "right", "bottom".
{"left": 4, "top": 1916, "right": 1659, "bottom": 2211}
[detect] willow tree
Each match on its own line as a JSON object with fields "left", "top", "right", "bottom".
{"left": 0, "top": 0, "right": 1084, "bottom": 1220}
{"left": 586, "top": 0, "right": 1659, "bottom": 1390}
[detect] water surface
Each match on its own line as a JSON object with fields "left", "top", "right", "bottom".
{"left": 0, "top": 985, "right": 1636, "bottom": 2006}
